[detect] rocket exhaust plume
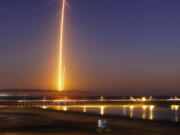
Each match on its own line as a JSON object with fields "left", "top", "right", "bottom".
{"left": 59, "top": 0, "right": 66, "bottom": 91}
{"left": 62, "top": 66, "right": 66, "bottom": 90}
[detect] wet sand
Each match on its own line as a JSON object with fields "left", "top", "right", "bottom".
{"left": 0, "top": 108, "right": 179, "bottom": 135}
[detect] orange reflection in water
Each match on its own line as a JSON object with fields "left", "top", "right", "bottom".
{"left": 149, "top": 105, "right": 155, "bottom": 120}
{"left": 171, "top": 105, "right": 179, "bottom": 122}
{"left": 63, "top": 106, "right": 68, "bottom": 111}
{"left": 46, "top": 104, "right": 156, "bottom": 120}
{"left": 83, "top": 107, "right": 87, "bottom": 113}
{"left": 129, "top": 106, "right": 134, "bottom": 118}
{"left": 100, "top": 106, "right": 105, "bottom": 116}
{"left": 142, "top": 105, "right": 148, "bottom": 119}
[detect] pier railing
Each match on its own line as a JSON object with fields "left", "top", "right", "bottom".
{"left": 0, "top": 99, "right": 179, "bottom": 107}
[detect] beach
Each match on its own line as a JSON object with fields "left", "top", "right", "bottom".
{"left": 0, "top": 107, "right": 179, "bottom": 135}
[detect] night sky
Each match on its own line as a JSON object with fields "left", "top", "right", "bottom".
{"left": 0, "top": 0, "right": 180, "bottom": 95}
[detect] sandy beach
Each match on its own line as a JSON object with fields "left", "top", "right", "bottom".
{"left": 0, "top": 107, "right": 179, "bottom": 135}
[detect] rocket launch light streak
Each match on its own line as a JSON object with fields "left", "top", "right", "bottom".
{"left": 59, "top": 0, "right": 66, "bottom": 91}
{"left": 62, "top": 66, "right": 66, "bottom": 90}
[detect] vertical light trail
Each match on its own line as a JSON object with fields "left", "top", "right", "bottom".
{"left": 62, "top": 66, "right": 66, "bottom": 90}
{"left": 59, "top": 0, "right": 66, "bottom": 91}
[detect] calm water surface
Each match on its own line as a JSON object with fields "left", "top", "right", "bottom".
{"left": 49, "top": 105, "right": 180, "bottom": 122}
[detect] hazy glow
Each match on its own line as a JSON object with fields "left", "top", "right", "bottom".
{"left": 149, "top": 105, "right": 155, "bottom": 120}
{"left": 59, "top": 0, "right": 66, "bottom": 91}
{"left": 142, "top": 105, "right": 148, "bottom": 110}
{"left": 171, "top": 105, "right": 179, "bottom": 122}
{"left": 142, "top": 105, "right": 147, "bottom": 119}
{"left": 141, "top": 97, "right": 147, "bottom": 101}
{"left": 171, "top": 105, "right": 179, "bottom": 111}
{"left": 83, "top": 107, "right": 87, "bottom": 113}
{"left": 63, "top": 106, "right": 68, "bottom": 111}
{"left": 149, "top": 105, "right": 155, "bottom": 110}
{"left": 130, "top": 96, "right": 152, "bottom": 102}
{"left": 100, "top": 106, "right": 105, "bottom": 116}
{"left": 129, "top": 105, "right": 134, "bottom": 118}
{"left": 41, "top": 106, "right": 47, "bottom": 109}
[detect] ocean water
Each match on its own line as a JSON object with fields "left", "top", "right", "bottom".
{"left": 49, "top": 105, "right": 180, "bottom": 122}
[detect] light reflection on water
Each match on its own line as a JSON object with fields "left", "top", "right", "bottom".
{"left": 83, "top": 107, "right": 87, "bottom": 113}
{"left": 171, "top": 105, "right": 179, "bottom": 122}
{"left": 142, "top": 105, "right": 147, "bottom": 119}
{"left": 48, "top": 105, "right": 180, "bottom": 122}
